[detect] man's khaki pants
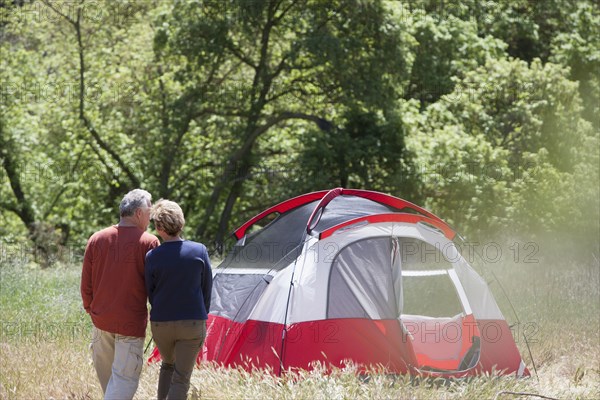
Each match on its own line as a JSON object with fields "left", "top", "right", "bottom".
{"left": 91, "top": 327, "right": 144, "bottom": 400}
{"left": 151, "top": 320, "right": 207, "bottom": 400}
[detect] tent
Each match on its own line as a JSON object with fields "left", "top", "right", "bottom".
{"left": 150, "top": 188, "right": 529, "bottom": 378}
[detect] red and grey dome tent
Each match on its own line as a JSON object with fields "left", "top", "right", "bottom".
{"left": 151, "top": 188, "right": 529, "bottom": 378}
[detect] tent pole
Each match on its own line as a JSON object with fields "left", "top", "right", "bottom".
{"left": 278, "top": 245, "right": 302, "bottom": 376}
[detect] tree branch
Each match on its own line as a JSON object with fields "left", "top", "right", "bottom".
{"left": 0, "top": 121, "right": 36, "bottom": 231}
{"left": 224, "top": 40, "right": 257, "bottom": 69}
{"left": 235, "top": 111, "right": 333, "bottom": 159}
{"left": 273, "top": 0, "right": 301, "bottom": 24}
{"left": 0, "top": 200, "right": 19, "bottom": 216}
{"left": 42, "top": 144, "right": 88, "bottom": 220}
{"left": 85, "top": 139, "right": 122, "bottom": 185}
{"left": 43, "top": 0, "right": 140, "bottom": 188}
{"left": 73, "top": 6, "right": 140, "bottom": 187}
{"left": 41, "top": 0, "right": 76, "bottom": 26}
{"left": 172, "top": 161, "right": 220, "bottom": 188}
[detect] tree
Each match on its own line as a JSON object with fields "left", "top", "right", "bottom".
{"left": 408, "top": 0, "right": 588, "bottom": 62}
{"left": 1, "top": 0, "right": 597, "bottom": 266}
{"left": 296, "top": 108, "right": 411, "bottom": 195}
{"left": 406, "top": 13, "right": 506, "bottom": 106}
{"left": 550, "top": 1, "right": 600, "bottom": 128}
{"left": 1, "top": 0, "right": 157, "bottom": 259}
{"left": 1, "top": 6, "right": 63, "bottom": 266}
{"left": 404, "top": 57, "right": 598, "bottom": 248}
{"left": 155, "top": 0, "right": 414, "bottom": 248}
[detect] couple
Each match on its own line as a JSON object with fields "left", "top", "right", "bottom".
{"left": 80, "top": 189, "right": 213, "bottom": 400}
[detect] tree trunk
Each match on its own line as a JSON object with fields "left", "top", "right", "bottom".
{"left": 214, "top": 159, "right": 250, "bottom": 253}
{"left": 0, "top": 121, "right": 35, "bottom": 230}
{"left": 0, "top": 120, "right": 53, "bottom": 267}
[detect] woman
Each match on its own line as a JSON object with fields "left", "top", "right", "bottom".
{"left": 145, "top": 199, "right": 212, "bottom": 400}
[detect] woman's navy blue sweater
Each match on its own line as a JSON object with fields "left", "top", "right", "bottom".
{"left": 145, "top": 240, "right": 212, "bottom": 321}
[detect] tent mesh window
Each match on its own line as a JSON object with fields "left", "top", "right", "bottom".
{"left": 398, "top": 237, "right": 454, "bottom": 271}
{"left": 399, "top": 237, "right": 462, "bottom": 317}
{"left": 402, "top": 275, "right": 463, "bottom": 318}
{"left": 219, "top": 201, "right": 318, "bottom": 271}
{"left": 219, "top": 196, "right": 397, "bottom": 271}
{"left": 210, "top": 273, "right": 273, "bottom": 322}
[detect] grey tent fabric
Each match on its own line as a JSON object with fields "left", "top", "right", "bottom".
{"left": 210, "top": 273, "right": 273, "bottom": 322}
{"left": 314, "top": 196, "right": 396, "bottom": 232}
{"left": 327, "top": 237, "right": 402, "bottom": 319}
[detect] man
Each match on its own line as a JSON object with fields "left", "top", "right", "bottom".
{"left": 81, "top": 189, "right": 160, "bottom": 399}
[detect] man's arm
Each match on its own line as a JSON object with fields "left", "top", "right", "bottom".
{"left": 145, "top": 252, "right": 155, "bottom": 305}
{"left": 80, "top": 240, "right": 94, "bottom": 313}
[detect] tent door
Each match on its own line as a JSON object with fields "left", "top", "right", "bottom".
{"left": 398, "top": 239, "right": 481, "bottom": 372}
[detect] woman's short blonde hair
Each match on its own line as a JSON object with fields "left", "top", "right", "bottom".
{"left": 151, "top": 199, "right": 185, "bottom": 236}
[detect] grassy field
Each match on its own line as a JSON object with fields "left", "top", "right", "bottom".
{"left": 1, "top": 245, "right": 598, "bottom": 399}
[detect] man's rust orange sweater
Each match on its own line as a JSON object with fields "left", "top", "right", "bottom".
{"left": 81, "top": 225, "right": 159, "bottom": 337}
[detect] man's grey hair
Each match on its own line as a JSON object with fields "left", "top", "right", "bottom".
{"left": 119, "top": 189, "right": 152, "bottom": 217}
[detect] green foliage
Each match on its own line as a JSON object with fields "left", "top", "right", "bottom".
{"left": 411, "top": 0, "right": 591, "bottom": 62}
{"left": 1, "top": 0, "right": 155, "bottom": 246}
{"left": 405, "top": 57, "right": 599, "bottom": 249}
{"left": 549, "top": 2, "right": 600, "bottom": 128}
{"left": 0, "top": 0, "right": 598, "bottom": 263}
{"left": 296, "top": 108, "right": 411, "bottom": 196}
{"left": 303, "top": 0, "right": 413, "bottom": 108}
{"left": 151, "top": 0, "right": 415, "bottom": 244}
{"left": 407, "top": 14, "right": 507, "bottom": 105}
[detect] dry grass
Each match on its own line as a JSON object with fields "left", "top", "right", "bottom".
{"left": 1, "top": 340, "right": 598, "bottom": 399}
{"left": 1, "top": 247, "right": 599, "bottom": 400}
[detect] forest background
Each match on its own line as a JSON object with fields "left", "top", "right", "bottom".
{"left": 1, "top": 0, "right": 598, "bottom": 264}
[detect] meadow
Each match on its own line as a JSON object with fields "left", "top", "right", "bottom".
{"left": 1, "top": 242, "right": 598, "bottom": 399}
